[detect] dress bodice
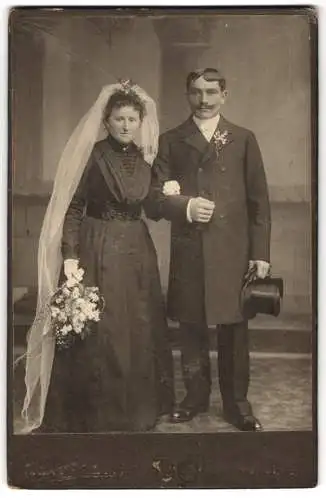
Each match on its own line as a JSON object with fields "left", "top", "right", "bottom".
{"left": 79, "top": 135, "right": 151, "bottom": 209}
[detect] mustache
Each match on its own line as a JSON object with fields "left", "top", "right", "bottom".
{"left": 197, "top": 105, "right": 215, "bottom": 110}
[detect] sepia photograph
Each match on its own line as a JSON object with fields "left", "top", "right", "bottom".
{"left": 8, "top": 6, "right": 317, "bottom": 488}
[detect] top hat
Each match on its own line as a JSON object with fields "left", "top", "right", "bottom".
{"left": 241, "top": 265, "right": 284, "bottom": 320}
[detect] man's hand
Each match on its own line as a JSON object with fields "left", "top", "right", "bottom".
{"left": 249, "top": 260, "right": 270, "bottom": 279}
{"left": 188, "top": 197, "right": 215, "bottom": 223}
{"left": 64, "top": 259, "right": 79, "bottom": 280}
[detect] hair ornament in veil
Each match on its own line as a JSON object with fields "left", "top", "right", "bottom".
{"left": 118, "top": 78, "right": 135, "bottom": 93}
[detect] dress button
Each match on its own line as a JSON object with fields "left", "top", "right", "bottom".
{"left": 198, "top": 167, "right": 203, "bottom": 173}
{"left": 220, "top": 166, "right": 226, "bottom": 172}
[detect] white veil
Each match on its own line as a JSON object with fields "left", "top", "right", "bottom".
{"left": 16, "top": 81, "right": 159, "bottom": 434}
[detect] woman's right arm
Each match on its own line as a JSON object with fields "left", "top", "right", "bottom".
{"left": 144, "top": 134, "right": 190, "bottom": 223}
{"left": 61, "top": 153, "right": 93, "bottom": 260}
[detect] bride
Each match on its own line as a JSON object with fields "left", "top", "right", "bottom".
{"left": 19, "top": 80, "right": 175, "bottom": 433}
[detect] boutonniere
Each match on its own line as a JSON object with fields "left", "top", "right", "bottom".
{"left": 212, "top": 129, "right": 229, "bottom": 155}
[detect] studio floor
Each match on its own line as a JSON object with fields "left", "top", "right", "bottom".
{"left": 13, "top": 350, "right": 312, "bottom": 434}
{"left": 12, "top": 292, "right": 314, "bottom": 434}
{"left": 155, "top": 351, "right": 313, "bottom": 433}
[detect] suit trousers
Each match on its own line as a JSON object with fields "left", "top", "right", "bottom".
{"left": 179, "top": 320, "right": 252, "bottom": 418}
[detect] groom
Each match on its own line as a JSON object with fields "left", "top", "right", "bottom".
{"left": 145, "top": 67, "right": 271, "bottom": 431}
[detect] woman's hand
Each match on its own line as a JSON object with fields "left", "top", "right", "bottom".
{"left": 163, "top": 180, "right": 181, "bottom": 196}
{"left": 64, "top": 259, "right": 79, "bottom": 280}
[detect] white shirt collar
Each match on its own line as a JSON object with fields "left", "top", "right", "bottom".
{"left": 192, "top": 113, "right": 221, "bottom": 142}
{"left": 193, "top": 113, "right": 220, "bottom": 130}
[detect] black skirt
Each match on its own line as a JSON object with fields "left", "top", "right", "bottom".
{"left": 41, "top": 216, "right": 174, "bottom": 432}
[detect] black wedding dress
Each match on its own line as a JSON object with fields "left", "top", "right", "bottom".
{"left": 41, "top": 135, "right": 174, "bottom": 433}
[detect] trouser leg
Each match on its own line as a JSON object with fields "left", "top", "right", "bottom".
{"left": 217, "top": 321, "right": 252, "bottom": 418}
{"left": 179, "top": 321, "right": 211, "bottom": 409}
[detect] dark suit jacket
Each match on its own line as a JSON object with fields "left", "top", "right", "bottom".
{"left": 145, "top": 115, "right": 271, "bottom": 325}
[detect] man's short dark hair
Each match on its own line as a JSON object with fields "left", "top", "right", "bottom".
{"left": 186, "top": 68, "right": 226, "bottom": 92}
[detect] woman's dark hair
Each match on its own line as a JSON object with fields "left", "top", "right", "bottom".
{"left": 104, "top": 90, "right": 146, "bottom": 121}
{"left": 186, "top": 67, "right": 226, "bottom": 92}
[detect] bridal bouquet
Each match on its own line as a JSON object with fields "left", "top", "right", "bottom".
{"left": 49, "top": 268, "right": 104, "bottom": 350}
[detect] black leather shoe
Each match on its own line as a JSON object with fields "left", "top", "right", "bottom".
{"left": 224, "top": 413, "right": 263, "bottom": 432}
{"left": 169, "top": 402, "right": 209, "bottom": 423}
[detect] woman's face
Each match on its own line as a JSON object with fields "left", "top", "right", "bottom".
{"left": 106, "top": 105, "right": 141, "bottom": 144}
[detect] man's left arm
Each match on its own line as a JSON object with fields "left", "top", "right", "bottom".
{"left": 245, "top": 131, "right": 272, "bottom": 275}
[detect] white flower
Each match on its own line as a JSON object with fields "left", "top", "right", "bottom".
{"left": 51, "top": 307, "right": 60, "bottom": 318}
{"left": 58, "top": 311, "right": 67, "bottom": 322}
{"left": 88, "top": 292, "right": 99, "bottom": 302}
{"left": 81, "top": 302, "right": 97, "bottom": 318}
{"left": 78, "top": 312, "right": 86, "bottom": 322}
{"left": 91, "top": 311, "right": 100, "bottom": 322}
{"left": 61, "top": 324, "right": 72, "bottom": 335}
{"left": 213, "top": 130, "right": 229, "bottom": 147}
{"left": 163, "top": 180, "right": 181, "bottom": 196}
{"left": 72, "top": 317, "right": 83, "bottom": 333}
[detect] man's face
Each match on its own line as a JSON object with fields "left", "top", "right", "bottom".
{"left": 187, "top": 76, "right": 227, "bottom": 119}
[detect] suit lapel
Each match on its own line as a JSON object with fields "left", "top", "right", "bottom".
{"left": 180, "top": 117, "right": 211, "bottom": 157}
{"left": 180, "top": 115, "right": 234, "bottom": 166}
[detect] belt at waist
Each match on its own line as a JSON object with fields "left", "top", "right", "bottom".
{"left": 86, "top": 203, "right": 141, "bottom": 221}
